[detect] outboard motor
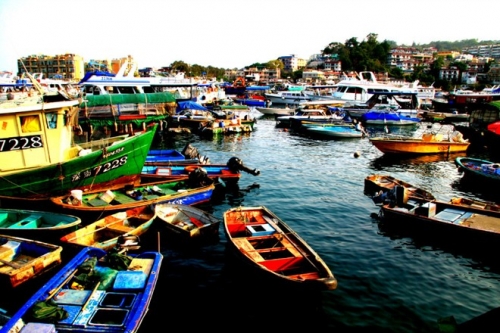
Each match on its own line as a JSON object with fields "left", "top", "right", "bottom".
{"left": 227, "top": 157, "right": 261, "bottom": 176}
{"left": 187, "top": 167, "right": 214, "bottom": 187}
{"left": 182, "top": 143, "right": 200, "bottom": 160}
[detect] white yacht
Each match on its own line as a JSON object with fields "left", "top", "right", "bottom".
{"left": 79, "top": 61, "right": 199, "bottom": 102}
{"left": 264, "top": 90, "right": 312, "bottom": 105}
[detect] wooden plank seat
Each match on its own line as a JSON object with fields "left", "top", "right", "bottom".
{"left": 7, "top": 214, "right": 42, "bottom": 229}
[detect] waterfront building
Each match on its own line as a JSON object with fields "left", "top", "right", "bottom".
{"left": 278, "top": 54, "right": 306, "bottom": 71}
{"left": 17, "top": 53, "right": 85, "bottom": 81}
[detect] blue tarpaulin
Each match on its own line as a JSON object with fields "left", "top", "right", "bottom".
{"left": 177, "top": 101, "right": 207, "bottom": 111}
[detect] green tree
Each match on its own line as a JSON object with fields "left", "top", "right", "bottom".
{"left": 170, "top": 60, "right": 190, "bottom": 73}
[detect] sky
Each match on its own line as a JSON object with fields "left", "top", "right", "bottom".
{"left": 0, "top": 0, "right": 498, "bottom": 73}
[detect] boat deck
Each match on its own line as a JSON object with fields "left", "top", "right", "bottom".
{"left": 405, "top": 199, "right": 500, "bottom": 233}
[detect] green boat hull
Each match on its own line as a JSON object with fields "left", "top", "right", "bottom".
{"left": 0, "top": 124, "right": 157, "bottom": 199}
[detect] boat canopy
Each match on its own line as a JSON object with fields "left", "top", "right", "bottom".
{"left": 80, "top": 92, "right": 175, "bottom": 107}
{"left": 78, "top": 70, "right": 115, "bottom": 84}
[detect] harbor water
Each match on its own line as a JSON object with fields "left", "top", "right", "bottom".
{"left": 3, "top": 115, "right": 499, "bottom": 332}
{"left": 136, "top": 116, "right": 500, "bottom": 332}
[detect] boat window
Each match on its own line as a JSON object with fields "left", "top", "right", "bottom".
{"left": 46, "top": 112, "right": 58, "bottom": 129}
{"left": 20, "top": 115, "right": 41, "bottom": 132}
{"left": 117, "top": 86, "right": 136, "bottom": 94}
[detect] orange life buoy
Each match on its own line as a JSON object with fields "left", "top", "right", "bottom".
{"left": 185, "top": 165, "right": 198, "bottom": 173}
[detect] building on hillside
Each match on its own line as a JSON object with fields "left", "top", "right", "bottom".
{"left": 436, "top": 51, "right": 461, "bottom": 59}
{"left": 224, "top": 67, "right": 280, "bottom": 83}
{"left": 463, "top": 44, "right": 500, "bottom": 59}
{"left": 488, "top": 64, "right": 500, "bottom": 84}
{"left": 278, "top": 55, "right": 306, "bottom": 71}
{"left": 387, "top": 47, "right": 433, "bottom": 72}
{"left": 439, "top": 67, "right": 460, "bottom": 81}
{"left": 17, "top": 53, "right": 85, "bottom": 81}
{"left": 302, "top": 70, "right": 325, "bottom": 83}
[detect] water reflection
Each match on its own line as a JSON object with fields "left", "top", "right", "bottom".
{"left": 370, "top": 152, "right": 466, "bottom": 169}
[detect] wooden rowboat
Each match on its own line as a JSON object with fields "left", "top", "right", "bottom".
{"left": 366, "top": 174, "right": 500, "bottom": 216}
{"left": 0, "top": 234, "right": 62, "bottom": 288}
{"left": 60, "top": 205, "right": 156, "bottom": 251}
{"left": 1, "top": 247, "right": 162, "bottom": 333}
{"left": 377, "top": 196, "right": 500, "bottom": 251}
{"left": 50, "top": 179, "right": 215, "bottom": 219}
{"left": 223, "top": 206, "right": 337, "bottom": 291}
{"left": 0, "top": 208, "right": 81, "bottom": 243}
{"left": 455, "top": 157, "right": 500, "bottom": 185}
{"left": 364, "top": 174, "right": 436, "bottom": 201}
{"left": 155, "top": 203, "right": 220, "bottom": 241}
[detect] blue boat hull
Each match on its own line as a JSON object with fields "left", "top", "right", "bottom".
{"left": 3, "top": 247, "right": 163, "bottom": 333}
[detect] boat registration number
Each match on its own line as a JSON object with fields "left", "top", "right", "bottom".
{"left": 71, "top": 156, "right": 128, "bottom": 182}
{"left": 0, "top": 135, "right": 43, "bottom": 152}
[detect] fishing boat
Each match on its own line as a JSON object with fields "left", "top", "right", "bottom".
{"left": 1, "top": 246, "right": 162, "bottom": 333}
{"left": 455, "top": 156, "right": 500, "bottom": 184}
{"left": 0, "top": 208, "right": 81, "bottom": 243}
{"left": 50, "top": 178, "right": 216, "bottom": 218}
{"left": 0, "top": 234, "right": 62, "bottom": 289}
{"left": 376, "top": 195, "right": 500, "bottom": 251}
{"left": 0, "top": 84, "right": 157, "bottom": 202}
{"left": 78, "top": 92, "right": 175, "bottom": 137}
{"left": 59, "top": 206, "right": 156, "bottom": 251}
{"left": 154, "top": 203, "right": 220, "bottom": 240}
{"left": 302, "top": 122, "right": 364, "bottom": 138}
{"left": 369, "top": 131, "right": 470, "bottom": 154}
{"left": 364, "top": 174, "right": 436, "bottom": 201}
{"left": 223, "top": 206, "right": 337, "bottom": 291}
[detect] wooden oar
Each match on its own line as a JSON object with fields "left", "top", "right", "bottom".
{"left": 81, "top": 281, "right": 101, "bottom": 311}
{"left": 46, "top": 270, "right": 78, "bottom": 300}
{"left": 0, "top": 258, "right": 22, "bottom": 269}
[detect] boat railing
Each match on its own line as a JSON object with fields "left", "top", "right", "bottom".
{"left": 76, "top": 134, "right": 130, "bottom": 150}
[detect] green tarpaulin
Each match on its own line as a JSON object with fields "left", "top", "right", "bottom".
{"left": 80, "top": 92, "right": 176, "bottom": 107}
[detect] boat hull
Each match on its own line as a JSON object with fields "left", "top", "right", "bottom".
{"left": 2, "top": 247, "right": 162, "bottom": 333}
{"left": 155, "top": 203, "right": 220, "bottom": 241}
{"left": 0, "top": 208, "right": 81, "bottom": 243}
{"left": 455, "top": 157, "right": 500, "bottom": 184}
{"left": 0, "top": 234, "right": 62, "bottom": 288}
{"left": 51, "top": 179, "right": 216, "bottom": 219}
{"left": 0, "top": 125, "right": 157, "bottom": 200}
{"left": 364, "top": 174, "right": 436, "bottom": 201}
{"left": 60, "top": 206, "right": 156, "bottom": 251}
{"left": 379, "top": 198, "right": 500, "bottom": 252}
{"left": 370, "top": 138, "right": 470, "bottom": 154}
{"left": 304, "top": 125, "right": 362, "bottom": 138}
{"left": 223, "top": 206, "right": 337, "bottom": 291}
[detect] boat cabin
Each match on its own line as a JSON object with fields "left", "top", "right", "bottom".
{"left": 0, "top": 98, "right": 80, "bottom": 175}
